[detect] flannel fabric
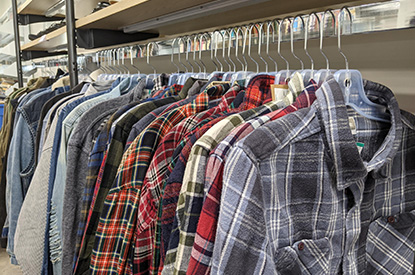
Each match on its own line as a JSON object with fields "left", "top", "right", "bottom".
{"left": 161, "top": 74, "right": 308, "bottom": 274}
{"left": 158, "top": 116, "right": 230, "bottom": 272}
{"left": 161, "top": 100, "right": 283, "bottom": 275}
{"left": 91, "top": 89, "right": 223, "bottom": 274}
{"left": 211, "top": 77, "right": 415, "bottom": 274}
{"left": 187, "top": 80, "right": 319, "bottom": 274}
{"left": 74, "top": 101, "right": 140, "bottom": 270}
{"left": 134, "top": 84, "right": 241, "bottom": 274}
{"left": 151, "top": 73, "right": 170, "bottom": 96}
{"left": 74, "top": 98, "right": 178, "bottom": 274}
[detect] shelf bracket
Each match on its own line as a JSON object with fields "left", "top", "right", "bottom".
{"left": 18, "top": 14, "right": 64, "bottom": 25}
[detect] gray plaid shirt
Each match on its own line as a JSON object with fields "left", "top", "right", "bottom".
{"left": 212, "top": 76, "right": 415, "bottom": 274}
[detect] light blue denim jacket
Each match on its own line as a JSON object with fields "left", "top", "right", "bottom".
{"left": 5, "top": 86, "right": 69, "bottom": 264}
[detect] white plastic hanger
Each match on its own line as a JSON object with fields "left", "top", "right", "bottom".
{"left": 230, "top": 25, "right": 253, "bottom": 85}
{"left": 314, "top": 10, "right": 337, "bottom": 86}
{"left": 144, "top": 42, "right": 159, "bottom": 89}
{"left": 266, "top": 20, "right": 278, "bottom": 75}
{"left": 333, "top": 7, "right": 390, "bottom": 123}
{"left": 275, "top": 17, "right": 294, "bottom": 84}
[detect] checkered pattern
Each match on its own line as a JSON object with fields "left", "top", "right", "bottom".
{"left": 74, "top": 102, "right": 139, "bottom": 270}
{"left": 211, "top": 77, "right": 415, "bottom": 274}
{"left": 133, "top": 84, "right": 239, "bottom": 274}
{"left": 159, "top": 117, "right": 229, "bottom": 272}
{"left": 91, "top": 90, "right": 223, "bottom": 274}
{"left": 187, "top": 80, "right": 318, "bottom": 274}
{"left": 151, "top": 73, "right": 170, "bottom": 95}
{"left": 74, "top": 97, "right": 178, "bottom": 274}
{"left": 161, "top": 100, "right": 284, "bottom": 275}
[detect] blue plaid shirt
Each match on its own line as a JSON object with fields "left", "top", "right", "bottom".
{"left": 212, "top": 76, "right": 415, "bottom": 274}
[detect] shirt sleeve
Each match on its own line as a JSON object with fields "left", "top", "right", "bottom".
{"left": 211, "top": 145, "right": 275, "bottom": 274}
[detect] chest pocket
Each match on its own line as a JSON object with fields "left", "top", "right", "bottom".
{"left": 366, "top": 210, "right": 415, "bottom": 274}
{"left": 274, "top": 237, "right": 332, "bottom": 275}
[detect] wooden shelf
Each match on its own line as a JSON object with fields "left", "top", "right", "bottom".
{"left": 17, "top": 0, "right": 64, "bottom": 15}
{"left": 21, "top": 26, "right": 66, "bottom": 51}
{"left": 75, "top": 0, "right": 215, "bottom": 30}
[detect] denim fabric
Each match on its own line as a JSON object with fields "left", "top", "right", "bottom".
{"left": 35, "top": 82, "right": 86, "bottom": 165}
{"left": 4, "top": 86, "right": 68, "bottom": 264}
{"left": 14, "top": 85, "right": 113, "bottom": 275}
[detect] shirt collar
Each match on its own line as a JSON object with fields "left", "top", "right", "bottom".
{"left": 241, "top": 74, "right": 274, "bottom": 110}
{"left": 315, "top": 76, "right": 402, "bottom": 190}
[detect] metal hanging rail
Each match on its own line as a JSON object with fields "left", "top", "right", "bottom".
{"left": 12, "top": 0, "right": 23, "bottom": 88}
{"left": 65, "top": 0, "right": 78, "bottom": 88}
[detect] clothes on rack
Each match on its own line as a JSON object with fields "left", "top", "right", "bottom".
{"left": 0, "top": 68, "right": 413, "bottom": 275}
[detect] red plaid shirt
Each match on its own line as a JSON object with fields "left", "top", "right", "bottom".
{"left": 134, "top": 84, "right": 243, "bottom": 274}
{"left": 187, "top": 80, "right": 319, "bottom": 274}
{"left": 91, "top": 89, "right": 222, "bottom": 275}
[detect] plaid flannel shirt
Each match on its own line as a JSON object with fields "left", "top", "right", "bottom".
{"left": 162, "top": 74, "right": 308, "bottom": 274}
{"left": 151, "top": 73, "right": 170, "bottom": 96}
{"left": 74, "top": 102, "right": 140, "bottom": 269}
{"left": 75, "top": 97, "right": 178, "bottom": 275}
{"left": 134, "top": 84, "right": 241, "bottom": 274}
{"left": 91, "top": 89, "right": 224, "bottom": 275}
{"left": 161, "top": 103, "right": 281, "bottom": 275}
{"left": 187, "top": 80, "right": 318, "bottom": 274}
{"left": 211, "top": 77, "right": 415, "bottom": 274}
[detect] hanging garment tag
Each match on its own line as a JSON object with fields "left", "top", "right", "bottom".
{"left": 349, "top": 117, "right": 357, "bottom": 135}
{"left": 356, "top": 142, "right": 365, "bottom": 154}
{"left": 271, "top": 84, "right": 289, "bottom": 101}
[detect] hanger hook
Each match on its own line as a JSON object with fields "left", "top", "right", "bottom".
{"left": 247, "top": 23, "right": 260, "bottom": 73}
{"left": 191, "top": 35, "right": 202, "bottom": 73}
{"left": 278, "top": 18, "right": 290, "bottom": 71}
{"left": 212, "top": 30, "right": 224, "bottom": 71}
{"left": 198, "top": 33, "right": 208, "bottom": 74}
{"left": 266, "top": 20, "right": 278, "bottom": 72}
{"left": 234, "top": 26, "right": 245, "bottom": 71}
{"left": 292, "top": 15, "right": 305, "bottom": 70}
{"left": 146, "top": 42, "right": 158, "bottom": 74}
{"left": 338, "top": 7, "right": 352, "bottom": 72}
{"left": 201, "top": 32, "right": 218, "bottom": 71}
{"left": 184, "top": 36, "right": 195, "bottom": 73}
{"left": 306, "top": 12, "right": 319, "bottom": 78}
{"left": 177, "top": 37, "right": 189, "bottom": 72}
{"left": 170, "top": 38, "right": 181, "bottom": 73}
{"left": 320, "top": 9, "right": 336, "bottom": 70}
{"left": 256, "top": 22, "right": 269, "bottom": 72}
{"left": 218, "top": 29, "right": 232, "bottom": 71}
{"left": 225, "top": 28, "right": 237, "bottom": 71}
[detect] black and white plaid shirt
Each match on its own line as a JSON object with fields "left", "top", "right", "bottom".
{"left": 212, "top": 76, "right": 415, "bottom": 274}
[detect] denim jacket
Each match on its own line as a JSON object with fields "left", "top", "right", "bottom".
{"left": 5, "top": 86, "right": 69, "bottom": 264}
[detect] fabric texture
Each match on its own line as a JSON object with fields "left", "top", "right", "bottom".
{"left": 211, "top": 76, "right": 414, "bottom": 274}
{"left": 75, "top": 98, "right": 178, "bottom": 275}
{"left": 187, "top": 80, "right": 319, "bottom": 274}
{"left": 134, "top": 84, "right": 241, "bottom": 274}
{"left": 91, "top": 87, "right": 223, "bottom": 275}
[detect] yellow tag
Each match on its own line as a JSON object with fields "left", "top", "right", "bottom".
{"left": 271, "top": 84, "right": 289, "bottom": 101}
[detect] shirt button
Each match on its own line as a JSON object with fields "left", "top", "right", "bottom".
{"left": 387, "top": 216, "right": 395, "bottom": 223}
{"left": 298, "top": 242, "right": 305, "bottom": 251}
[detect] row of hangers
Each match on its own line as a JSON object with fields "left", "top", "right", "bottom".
{"left": 91, "top": 7, "right": 390, "bottom": 123}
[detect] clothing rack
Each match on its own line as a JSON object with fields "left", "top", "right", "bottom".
{"left": 11, "top": 0, "right": 415, "bottom": 86}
